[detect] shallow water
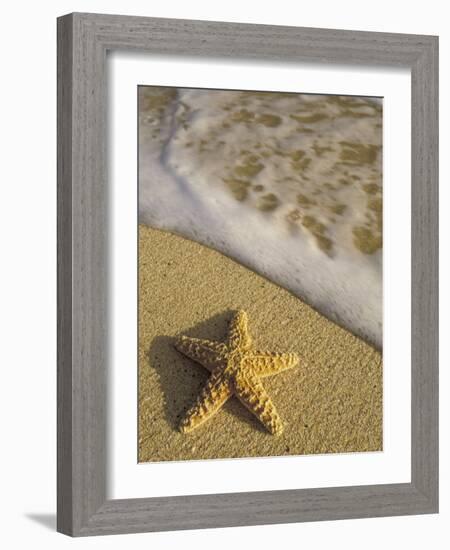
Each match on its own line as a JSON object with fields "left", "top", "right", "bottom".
{"left": 138, "top": 86, "right": 383, "bottom": 348}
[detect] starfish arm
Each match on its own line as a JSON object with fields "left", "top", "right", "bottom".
{"left": 234, "top": 372, "right": 284, "bottom": 435}
{"left": 246, "top": 352, "right": 299, "bottom": 378}
{"left": 179, "top": 370, "right": 232, "bottom": 433}
{"left": 175, "top": 336, "right": 228, "bottom": 372}
{"left": 228, "top": 310, "right": 252, "bottom": 351}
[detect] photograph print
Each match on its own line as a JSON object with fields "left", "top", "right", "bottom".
{"left": 137, "top": 85, "right": 383, "bottom": 462}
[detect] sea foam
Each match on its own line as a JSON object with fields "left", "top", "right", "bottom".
{"left": 139, "top": 87, "right": 383, "bottom": 348}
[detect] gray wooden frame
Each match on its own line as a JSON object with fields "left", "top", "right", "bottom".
{"left": 57, "top": 12, "right": 438, "bottom": 536}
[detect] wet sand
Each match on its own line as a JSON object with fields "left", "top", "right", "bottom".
{"left": 138, "top": 224, "right": 382, "bottom": 462}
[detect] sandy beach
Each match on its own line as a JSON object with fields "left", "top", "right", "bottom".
{"left": 138, "top": 224, "right": 382, "bottom": 462}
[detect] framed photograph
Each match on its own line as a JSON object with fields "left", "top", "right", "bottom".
{"left": 57, "top": 12, "right": 438, "bottom": 536}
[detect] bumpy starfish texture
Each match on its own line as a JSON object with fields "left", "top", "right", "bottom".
{"left": 174, "top": 310, "right": 299, "bottom": 435}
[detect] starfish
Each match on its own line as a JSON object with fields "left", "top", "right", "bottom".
{"left": 174, "top": 310, "right": 299, "bottom": 435}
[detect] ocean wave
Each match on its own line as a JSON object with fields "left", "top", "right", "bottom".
{"left": 138, "top": 86, "right": 383, "bottom": 348}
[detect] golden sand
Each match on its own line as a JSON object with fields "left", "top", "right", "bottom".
{"left": 138, "top": 224, "right": 382, "bottom": 462}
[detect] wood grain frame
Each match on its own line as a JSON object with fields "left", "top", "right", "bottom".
{"left": 57, "top": 12, "right": 438, "bottom": 536}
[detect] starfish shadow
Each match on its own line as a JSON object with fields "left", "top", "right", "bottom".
{"left": 147, "top": 310, "right": 267, "bottom": 434}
